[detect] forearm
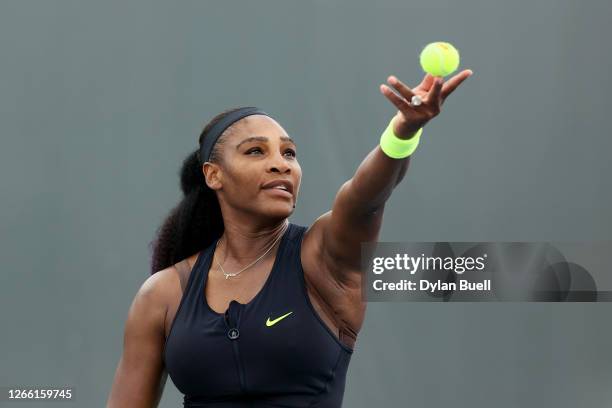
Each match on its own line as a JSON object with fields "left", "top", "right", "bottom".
{"left": 346, "top": 68, "right": 471, "bottom": 214}
{"left": 347, "top": 141, "right": 413, "bottom": 214}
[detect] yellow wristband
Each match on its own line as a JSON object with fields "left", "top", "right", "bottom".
{"left": 379, "top": 120, "right": 423, "bottom": 159}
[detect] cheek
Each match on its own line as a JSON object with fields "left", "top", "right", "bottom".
{"left": 223, "top": 167, "right": 259, "bottom": 195}
{"left": 294, "top": 165, "right": 302, "bottom": 186}
{"left": 237, "top": 175, "right": 261, "bottom": 194}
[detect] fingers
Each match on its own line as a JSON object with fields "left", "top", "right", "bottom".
{"left": 380, "top": 84, "right": 411, "bottom": 112}
{"left": 440, "top": 69, "right": 473, "bottom": 100}
{"left": 417, "top": 73, "right": 435, "bottom": 92}
{"left": 425, "top": 77, "right": 444, "bottom": 106}
{"left": 387, "top": 75, "right": 415, "bottom": 101}
{"left": 381, "top": 69, "right": 473, "bottom": 115}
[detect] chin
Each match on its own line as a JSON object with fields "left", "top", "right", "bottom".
{"left": 263, "top": 202, "right": 294, "bottom": 217}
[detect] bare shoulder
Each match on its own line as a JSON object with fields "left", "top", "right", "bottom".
{"left": 142, "top": 253, "right": 200, "bottom": 315}
{"left": 300, "top": 212, "right": 333, "bottom": 287}
{"left": 301, "top": 211, "right": 362, "bottom": 289}
{"left": 140, "top": 266, "right": 179, "bottom": 307}
{"left": 153, "top": 254, "right": 203, "bottom": 336}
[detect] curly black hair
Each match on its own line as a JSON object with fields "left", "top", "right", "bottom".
{"left": 148, "top": 107, "right": 248, "bottom": 274}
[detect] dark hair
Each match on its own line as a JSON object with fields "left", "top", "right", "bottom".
{"left": 148, "top": 107, "right": 247, "bottom": 274}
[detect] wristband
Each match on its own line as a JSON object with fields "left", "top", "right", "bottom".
{"left": 379, "top": 119, "right": 423, "bottom": 159}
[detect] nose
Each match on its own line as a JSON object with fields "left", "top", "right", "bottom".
{"left": 267, "top": 151, "right": 291, "bottom": 174}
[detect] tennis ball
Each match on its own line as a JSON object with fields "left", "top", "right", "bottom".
{"left": 419, "top": 42, "right": 460, "bottom": 77}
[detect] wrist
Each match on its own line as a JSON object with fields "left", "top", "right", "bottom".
{"left": 397, "top": 128, "right": 421, "bottom": 140}
{"left": 392, "top": 116, "right": 421, "bottom": 140}
{"left": 379, "top": 119, "right": 423, "bottom": 159}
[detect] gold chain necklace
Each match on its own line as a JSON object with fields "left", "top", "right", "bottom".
{"left": 214, "top": 221, "right": 288, "bottom": 280}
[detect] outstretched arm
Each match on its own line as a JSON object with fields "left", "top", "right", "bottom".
{"left": 319, "top": 70, "right": 473, "bottom": 285}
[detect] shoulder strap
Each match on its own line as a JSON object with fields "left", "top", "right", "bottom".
{"left": 173, "top": 259, "right": 193, "bottom": 294}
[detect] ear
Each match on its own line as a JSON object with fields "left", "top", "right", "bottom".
{"left": 202, "top": 163, "right": 222, "bottom": 191}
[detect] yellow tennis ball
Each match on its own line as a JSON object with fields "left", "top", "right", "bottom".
{"left": 419, "top": 42, "right": 460, "bottom": 77}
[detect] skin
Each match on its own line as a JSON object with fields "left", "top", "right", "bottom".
{"left": 107, "top": 68, "right": 473, "bottom": 407}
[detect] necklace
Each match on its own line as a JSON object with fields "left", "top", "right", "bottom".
{"left": 215, "top": 221, "right": 288, "bottom": 280}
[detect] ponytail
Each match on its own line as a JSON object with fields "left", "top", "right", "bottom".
{"left": 149, "top": 107, "right": 247, "bottom": 274}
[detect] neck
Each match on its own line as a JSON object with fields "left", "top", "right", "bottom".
{"left": 218, "top": 218, "right": 289, "bottom": 262}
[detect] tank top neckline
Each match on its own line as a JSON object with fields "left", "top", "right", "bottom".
{"left": 199, "top": 222, "right": 293, "bottom": 317}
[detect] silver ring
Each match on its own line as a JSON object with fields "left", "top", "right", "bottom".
{"left": 411, "top": 95, "right": 423, "bottom": 106}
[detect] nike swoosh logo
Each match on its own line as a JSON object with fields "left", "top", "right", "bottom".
{"left": 265, "top": 311, "right": 293, "bottom": 327}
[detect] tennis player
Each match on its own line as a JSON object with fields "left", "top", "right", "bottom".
{"left": 107, "top": 69, "right": 473, "bottom": 407}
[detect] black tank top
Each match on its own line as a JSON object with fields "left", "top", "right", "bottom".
{"left": 163, "top": 222, "right": 354, "bottom": 407}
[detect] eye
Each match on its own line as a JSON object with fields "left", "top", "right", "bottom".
{"left": 285, "top": 149, "right": 296, "bottom": 158}
{"left": 246, "top": 147, "right": 263, "bottom": 155}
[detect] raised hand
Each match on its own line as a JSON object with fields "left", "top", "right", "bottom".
{"left": 380, "top": 69, "right": 473, "bottom": 138}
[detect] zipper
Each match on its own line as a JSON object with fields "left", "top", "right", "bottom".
{"left": 225, "top": 303, "right": 247, "bottom": 393}
{"left": 232, "top": 340, "right": 247, "bottom": 392}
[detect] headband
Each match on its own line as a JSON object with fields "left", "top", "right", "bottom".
{"left": 199, "top": 107, "right": 271, "bottom": 164}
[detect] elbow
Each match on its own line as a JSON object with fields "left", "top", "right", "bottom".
{"left": 344, "top": 179, "right": 389, "bottom": 216}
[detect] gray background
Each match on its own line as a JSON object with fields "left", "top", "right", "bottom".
{"left": 1, "top": 0, "right": 611, "bottom": 407}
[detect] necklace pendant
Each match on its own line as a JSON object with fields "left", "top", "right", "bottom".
{"left": 224, "top": 274, "right": 230, "bottom": 280}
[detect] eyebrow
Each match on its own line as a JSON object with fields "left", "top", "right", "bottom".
{"left": 236, "top": 135, "right": 296, "bottom": 150}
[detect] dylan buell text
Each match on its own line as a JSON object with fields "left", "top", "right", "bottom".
{"left": 372, "top": 279, "right": 492, "bottom": 292}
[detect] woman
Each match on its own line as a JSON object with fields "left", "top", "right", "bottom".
{"left": 107, "top": 69, "right": 473, "bottom": 407}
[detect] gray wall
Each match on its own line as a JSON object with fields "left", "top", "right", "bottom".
{"left": 1, "top": 1, "right": 611, "bottom": 407}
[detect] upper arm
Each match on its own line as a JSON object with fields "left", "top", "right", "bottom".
{"left": 307, "top": 179, "right": 383, "bottom": 285}
{"left": 107, "top": 271, "right": 171, "bottom": 408}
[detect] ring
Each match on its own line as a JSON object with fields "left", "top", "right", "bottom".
{"left": 411, "top": 95, "right": 423, "bottom": 106}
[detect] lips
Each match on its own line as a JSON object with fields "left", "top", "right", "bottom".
{"left": 263, "top": 187, "right": 292, "bottom": 198}
{"left": 261, "top": 179, "right": 294, "bottom": 195}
